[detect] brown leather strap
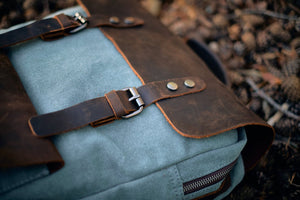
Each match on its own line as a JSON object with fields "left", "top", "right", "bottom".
{"left": 29, "top": 77, "right": 206, "bottom": 137}
{"left": 0, "top": 13, "right": 144, "bottom": 48}
{"left": 0, "top": 51, "right": 64, "bottom": 172}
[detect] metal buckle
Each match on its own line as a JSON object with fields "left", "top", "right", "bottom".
{"left": 69, "top": 12, "right": 88, "bottom": 34}
{"left": 121, "top": 87, "right": 145, "bottom": 118}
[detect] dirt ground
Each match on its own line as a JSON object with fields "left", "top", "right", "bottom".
{"left": 1, "top": 0, "right": 299, "bottom": 199}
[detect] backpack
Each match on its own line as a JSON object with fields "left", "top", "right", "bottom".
{"left": 0, "top": 0, "right": 274, "bottom": 199}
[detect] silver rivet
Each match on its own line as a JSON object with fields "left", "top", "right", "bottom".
{"left": 167, "top": 82, "right": 178, "bottom": 91}
{"left": 124, "top": 17, "right": 135, "bottom": 24}
{"left": 109, "top": 16, "right": 120, "bottom": 24}
{"left": 184, "top": 79, "right": 195, "bottom": 88}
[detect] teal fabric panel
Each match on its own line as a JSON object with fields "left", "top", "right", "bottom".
{"left": 1, "top": 6, "right": 246, "bottom": 199}
{"left": 178, "top": 128, "right": 247, "bottom": 182}
{"left": 84, "top": 165, "right": 182, "bottom": 200}
{"left": 0, "top": 165, "right": 49, "bottom": 194}
{"left": 79, "top": 130, "right": 247, "bottom": 200}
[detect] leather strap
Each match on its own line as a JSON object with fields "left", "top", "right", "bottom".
{"left": 0, "top": 13, "right": 144, "bottom": 48}
{"left": 29, "top": 77, "right": 206, "bottom": 137}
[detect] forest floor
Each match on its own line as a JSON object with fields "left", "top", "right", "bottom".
{"left": 1, "top": 0, "right": 299, "bottom": 199}
{"left": 150, "top": 1, "right": 300, "bottom": 199}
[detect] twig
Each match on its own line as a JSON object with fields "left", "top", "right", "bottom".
{"left": 288, "top": 3, "right": 300, "bottom": 15}
{"left": 267, "top": 103, "right": 289, "bottom": 126}
{"left": 246, "top": 78, "right": 300, "bottom": 121}
{"left": 274, "top": 134, "right": 300, "bottom": 148}
{"left": 289, "top": 172, "right": 300, "bottom": 188}
{"left": 243, "top": 9, "right": 299, "bottom": 21}
{"left": 273, "top": 139, "right": 298, "bottom": 151}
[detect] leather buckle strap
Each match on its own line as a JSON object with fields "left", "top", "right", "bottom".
{"left": 29, "top": 77, "right": 206, "bottom": 137}
{"left": 0, "top": 13, "right": 144, "bottom": 48}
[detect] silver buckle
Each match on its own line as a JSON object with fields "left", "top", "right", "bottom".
{"left": 69, "top": 12, "right": 88, "bottom": 34}
{"left": 121, "top": 87, "right": 145, "bottom": 118}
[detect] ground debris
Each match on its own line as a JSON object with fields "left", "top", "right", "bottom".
{"left": 1, "top": 0, "right": 300, "bottom": 199}
{"left": 157, "top": 0, "right": 300, "bottom": 199}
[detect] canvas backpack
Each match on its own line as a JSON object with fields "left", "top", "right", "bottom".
{"left": 0, "top": 0, "right": 274, "bottom": 199}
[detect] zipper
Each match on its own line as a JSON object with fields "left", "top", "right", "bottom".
{"left": 183, "top": 159, "right": 237, "bottom": 195}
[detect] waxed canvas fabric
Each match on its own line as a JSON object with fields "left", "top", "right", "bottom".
{"left": 0, "top": 7, "right": 247, "bottom": 199}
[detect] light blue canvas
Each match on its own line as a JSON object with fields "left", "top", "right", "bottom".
{"left": 0, "top": 6, "right": 247, "bottom": 199}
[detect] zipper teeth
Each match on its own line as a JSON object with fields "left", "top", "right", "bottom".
{"left": 183, "top": 159, "right": 237, "bottom": 195}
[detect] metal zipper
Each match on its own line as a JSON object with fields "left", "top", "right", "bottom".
{"left": 183, "top": 159, "right": 237, "bottom": 195}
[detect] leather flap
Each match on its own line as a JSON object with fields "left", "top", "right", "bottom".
{"left": 0, "top": 51, "right": 64, "bottom": 172}
{"left": 78, "top": 0, "right": 274, "bottom": 170}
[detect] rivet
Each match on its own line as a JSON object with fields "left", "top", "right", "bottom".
{"left": 109, "top": 16, "right": 120, "bottom": 24}
{"left": 124, "top": 17, "right": 135, "bottom": 24}
{"left": 167, "top": 82, "right": 178, "bottom": 91}
{"left": 184, "top": 79, "right": 195, "bottom": 88}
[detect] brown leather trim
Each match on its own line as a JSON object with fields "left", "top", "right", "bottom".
{"left": 77, "top": 0, "right": 91, "bottom": 17}
{"left": 0, "top": 51, "right": 64, "bottom": 172}
{"left": 78, "top": 0, "right": 274, "bottom": 171}
{"left": 100, "top": 31, "right": 146, "bottom": 85}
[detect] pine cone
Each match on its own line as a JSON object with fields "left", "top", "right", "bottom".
{"left": 281, "top": 76, "right": 300, "bottom": 102}
{"left": 257, "top": 31, "right": 272, "bottom": 49}
{"left": 228, "top": 24, "right": 241, "bottom": 40}
{"left": 282, "top": 59, "right": 300, "bottom": 77}
{"left": 242, "top": 32, "right": 256, "bottom": 50}
{"left": 290, "top": 37, "right": 300, "bottom": 49}
{"left": 227, "top": 56, "right": 245, "bottom": 69}
{"left": 228, "top": 70, "right": 244, "bottom": 85}
{"left": 242, "top": 14, "right": 265, "bottom": 27}
{"left": 268, "top": 22, "right": 291, "bottom": 42}
{"left": 212, "top": 14, "right": 228, "bottom": 28}
{"left": 233, "top": 41, "right": 246, "bottom": 56}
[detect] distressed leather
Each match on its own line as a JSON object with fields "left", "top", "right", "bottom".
{"left": 29, "top": 76, "right": 206, "bottom": 137}
{"left": 0, "top": 51, "right": 63, "bottom": 172}
{"left": 79, "top": 0, "right": 274, "bottom": 170}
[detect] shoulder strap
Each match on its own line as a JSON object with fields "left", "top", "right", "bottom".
{"left": 0, "top": 13, "right": 144, "bottom": 48}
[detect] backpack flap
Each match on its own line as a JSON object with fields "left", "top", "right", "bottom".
{"left": 78, "top": 0, "right": 274, "bottom": 170}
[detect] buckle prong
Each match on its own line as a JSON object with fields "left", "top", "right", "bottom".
{"left": 69, "top": 12, "right": 88, "bottom": 34}
{"left": 121, "top": 87, "right": 145, "bottom": 118}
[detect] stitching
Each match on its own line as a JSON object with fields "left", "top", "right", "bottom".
{"left": 100, "top": 30, "right": 145, "bottom": 85}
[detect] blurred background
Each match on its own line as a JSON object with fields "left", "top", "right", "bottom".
{"left": 1, "top": 0, "right": 299, "bottom": 199}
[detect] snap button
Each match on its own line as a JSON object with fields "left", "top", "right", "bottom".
{"left": 124, "top": 17, "right": 135, "bottom": 24}
{"left": 184, "top": 79, "right": 195, "bottom": 88}
{"left": 167, "top": 82, "right": 178, "bottom": 91}
{"left": 109, "top": 16, "right": 120, "bottom": 24}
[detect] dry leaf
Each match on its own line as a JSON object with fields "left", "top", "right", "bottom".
{"left": 261, "top": 72, "right": 282, "bottom": 85}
